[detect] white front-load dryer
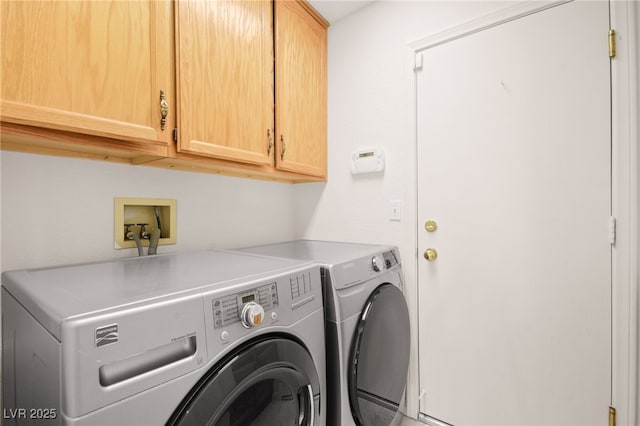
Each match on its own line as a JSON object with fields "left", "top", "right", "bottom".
{"left": 239, "top": 240, "right": 411, "bottom": 426}
{"left": 2, "top": 250, "right": 326, "bottom": 425}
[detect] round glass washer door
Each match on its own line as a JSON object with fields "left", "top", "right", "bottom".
{"left": 348, "top": 284, "right": 411, "bottom": 426}
{"left": 168, "top": 336, "right": 320, "bottom": 426}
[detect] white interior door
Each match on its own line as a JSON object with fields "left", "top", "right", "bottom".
{"left": 416, "top": 2, "right": 612, "bottom": 425}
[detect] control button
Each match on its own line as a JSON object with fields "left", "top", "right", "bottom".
{"left": 215, "top": 310, "right": 222, "bottom": 316}
{"left": 220, "top": 331, "right": 229, "bottom": 341}
{"left": 215, "top": 319, "right": 222, "bottom": 327}
{"left": 371, "top": 255, "right": 385, "bottom": 272}
{"left": 241, "top": 302, "right": 265, "bottom": 328}
{"left": 271, "top": 312, "right": 278, "bottom": 321}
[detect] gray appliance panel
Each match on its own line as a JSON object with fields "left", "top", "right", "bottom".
{"left": 238, "top": 239, "right": 408, "bottom": 426}
{"left": 3, "top": 256, "right": 324, "bottom": 421}
{"left": 239, "top": 240, "right": 400, "bottom": 289}
{"left": 1, "top": 250, "right": 314, "bottom": 340}
{"left": 239, "top": 239, "right": 395, "bottom": 267}
{"left": 239, "top": 240, "right": 405, "bottom": 321}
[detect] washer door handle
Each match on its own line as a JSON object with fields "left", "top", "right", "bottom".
{"left": 298, "top": 384, "right": 315, "bottom": 425}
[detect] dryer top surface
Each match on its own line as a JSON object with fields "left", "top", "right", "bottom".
{"left": 239, "top": 240, "right": 397, "bottom": 269}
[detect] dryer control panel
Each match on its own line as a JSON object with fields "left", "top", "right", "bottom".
{"left": 212, "top": 283, "right": 279, "bottom": 329}
{"left": 383, "top": 250, "right": 398, "bottom": 268}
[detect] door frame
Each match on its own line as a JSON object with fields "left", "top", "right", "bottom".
{"left": 401, "top": 1, "right": 639, "bottom": 423}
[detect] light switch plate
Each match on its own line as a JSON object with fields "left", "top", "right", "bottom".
{"left": 389, "top": 200, "right": 402, "bottom": 221}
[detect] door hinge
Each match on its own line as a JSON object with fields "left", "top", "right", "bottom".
{"left": 173, "top": 128, "right": 178, "bottom": 143}
{"left": 609, "top": 29, "right": 616, "bottom": 58}
{"left": 609, "top": 406, "right": 616, "bottom": 426}
{"left": 414, "top": 53, "right": 423, "bottom": 72}
{"left": 609, "top": 216, "right": 616, "bottom": 245}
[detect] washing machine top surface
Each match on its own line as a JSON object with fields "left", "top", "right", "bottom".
{"left": 240, "top": 239, "right": 397, "bottom": 268}
{"left": 1, "top": 250, "right": 315, "bottom": 340}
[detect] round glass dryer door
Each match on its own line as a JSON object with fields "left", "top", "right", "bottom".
{"left": 168, "top": 337, "right": 320, "bottom": 426}
{"left": 349, "top": 284, "right": 410, "bottom": 426}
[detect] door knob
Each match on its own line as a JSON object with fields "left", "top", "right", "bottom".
{"left": 424, "top": 220, "right": 438, "bottom": 232}
{"left": 424, "top": 248, "right": 438, "bottom": 261}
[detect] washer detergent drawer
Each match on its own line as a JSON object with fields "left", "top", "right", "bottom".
{"left": 61, "top": 296, "right": 206, "bottom": 418}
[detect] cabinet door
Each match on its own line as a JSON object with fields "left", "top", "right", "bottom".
{"left": 176, "top": 0, "right": 274, "bottom": 166}
{"left": 275, "top": 0, "right": 328, "bottom": 178}
{"left": 1, "top": 1, "right": 173, "bottom": 146}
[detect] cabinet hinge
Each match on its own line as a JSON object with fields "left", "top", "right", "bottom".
{"left": 173, "top": 128, "right": 178, "bottom": 143}
{"left": 414, "top": 53, "right": 423, "bottom": 72}
{"left": 609, "top": 407, "right": 616, "bottom": 426}
{"left": 609, "top": 29, "right": 616, "bottom": 58}
{"left": 609, "top": 216, "right": 616, "bottom": 245}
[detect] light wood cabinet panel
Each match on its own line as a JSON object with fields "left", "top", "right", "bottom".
{"left": 175, "top": 0, "right": 274, "bottom": 166}
{"left": 275, "top": 0, "right": 328, "bottom": 178}
{"left": 1, "top": 0, "right": 328, "bottom": 183}
{"left": 0, "top": 1, "right": 174, "bottom": 148}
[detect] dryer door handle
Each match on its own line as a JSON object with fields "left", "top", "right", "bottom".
{"left": 99, "top": 336, "right": 197, "bottom": 387}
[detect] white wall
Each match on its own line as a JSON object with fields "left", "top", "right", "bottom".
{"left": 295, "top": 0, "right": 503, "bottom": 250}
{"left": 1, "top": 151, "right": 296, "bottom": 271}
{"left": 294, "top": 1, "right": 505, "bottom": 417}
{"left": 2, "top": 0, "right": 637, "bottom": 421}
{"left": 294, "top": 0, "right": 640, "bottom": 421}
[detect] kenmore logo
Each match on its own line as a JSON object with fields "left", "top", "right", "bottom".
{"left": 95, "top": 324, "right": 118, "bottom": 347}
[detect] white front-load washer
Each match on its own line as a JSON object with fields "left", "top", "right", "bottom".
{"left": 2, "top": 250, "right": 326, "bottom": 425}
{"left": 239, "top": 240, "right": 411, "bottom": 426}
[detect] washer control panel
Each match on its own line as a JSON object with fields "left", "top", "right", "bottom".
{"left": 204, "top": 265, "right": 323, "bottom": 361}
{"left": 290, "top": 271, "right": 313, "bottom": 299}
{"left": 212, "top": 283, "right": 278, "bottom": 329}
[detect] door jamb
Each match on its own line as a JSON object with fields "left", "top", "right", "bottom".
{"left": 610, "top": 1, "right": 639, "bottom": 424}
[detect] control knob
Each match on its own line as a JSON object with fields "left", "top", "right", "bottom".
{"left": 241, "top": 302, "right": 265, "bottom": 328}
{"left": 371, "top": 255, "right": 385, "bottom": 272}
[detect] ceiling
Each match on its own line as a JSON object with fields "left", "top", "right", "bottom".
{"left": 308, "top": 1, "right": 375, "bottom": 24}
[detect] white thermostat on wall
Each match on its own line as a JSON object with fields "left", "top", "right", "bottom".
{"left": 350, "top": 146, "right": 385, "bottom": 175}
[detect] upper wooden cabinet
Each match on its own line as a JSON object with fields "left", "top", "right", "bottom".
{"left": 0, "top": 0, "right": 328, "bottom": 182}
{"left": 174, "top": 0, "right": 328, "bottom": 178}
{"left": 275, "top": 0, "right": 328, "bottom": 178}
{"left": 0, "top": 1, "right": 174, "bottom": 152}
{"left": 175, "top": 0, "right": 275, "bottom": 166}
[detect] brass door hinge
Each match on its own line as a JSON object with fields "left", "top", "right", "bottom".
{"left": 173, "top": 128, "right": 178, "bottom": 143}
{"left": 609, "top": 406, "right": 616, "bottom": 426}
{"left": 609, "top": 29, "right": 616, "bottom": 58}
